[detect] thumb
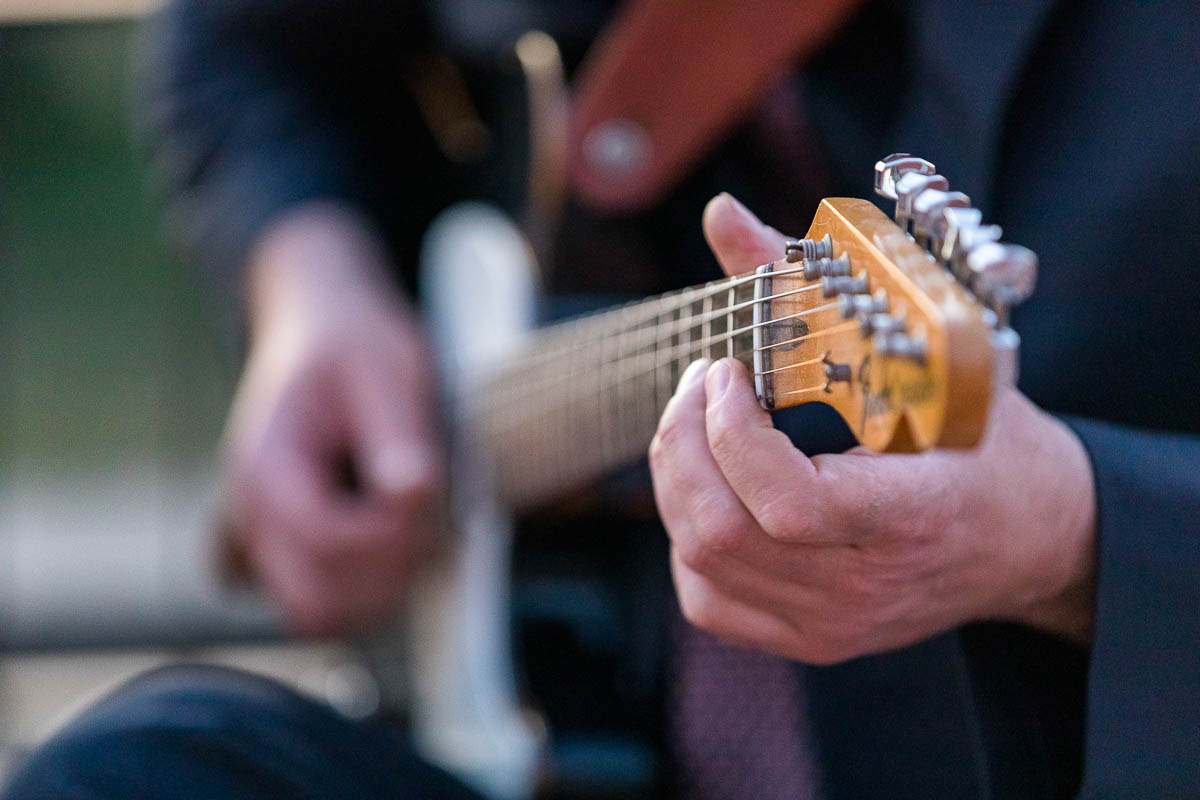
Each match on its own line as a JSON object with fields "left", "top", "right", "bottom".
{"left": 702, "top": 193, "right": 791, "bottom": 277}
{"left": 349, "top": 368, "right": 444, "bottom": 504}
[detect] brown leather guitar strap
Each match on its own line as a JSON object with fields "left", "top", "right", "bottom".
{"left": 568, "top": 0, "right": 862, "bottom": 212}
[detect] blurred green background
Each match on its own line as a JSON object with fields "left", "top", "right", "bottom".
{"left": 1, "top": 19, "right": 231, "bottom": 473}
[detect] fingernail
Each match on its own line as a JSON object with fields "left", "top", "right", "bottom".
{"left": 720, "top": 192, "right": 757, "bottom": 226}
{"left": 706, "top": 359, "right": 731, "bottom": 400}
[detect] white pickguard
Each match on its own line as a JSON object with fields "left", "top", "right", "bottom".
{"left": 410, "top": 202, "right": 544, "bottom": 800}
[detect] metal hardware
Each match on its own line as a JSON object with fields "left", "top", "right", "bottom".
{"left": 785, "top": 233, "right": 834, "bottom": 263}
{"left": 874, "top": 328, "right": 928, "bottom": 363}
{"left": 966, "top": 242, "right": 1038, "bottom": 322}
{"left": 940, "top": 207, "right": 1002, "bottom": 282}
{"left": 581, "top": 118, "right": 652, "bottom": 180}
{"left": 874, "top": 154, "right": 936, "bottom": 200}
{"left": 910, "top": 189, "right": 971, "bottom": 249}
{"left": 822, "top": 352, "right": 853, "bottom": 390}
{"left": 860, "top": 312, "right": 906, "bottom": 338}
{"left": 839, "top": 288, "right": 888, "bottom": 319}
{"left": 893, "top": 172, "right": 950, "bottom": 230}
{"left": 821, "top": 272, "right": 869, "bottom": 297}
{"left": 804, "top": 254, "right": 852, "bottom": 280}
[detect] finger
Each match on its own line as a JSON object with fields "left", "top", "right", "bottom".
{"left": 651, "top": 359, "right": 799, "bottom": 578}
{"left": 670, "top": 550, "right": 808, "bottom": 660}
{"left": 347, "top": 339, "right": 445, "bottom": 507}
{"left": 703, "top": 357, "right": 856, "bottom": 543}
{"left": 701, "top": 193, "right": 791, "bottom": 277}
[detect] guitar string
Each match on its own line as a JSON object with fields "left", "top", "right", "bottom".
{"left": 495, "top": 294, "right": 842, "bottom": 401}
{"left": 475, "top": 317, "right": 861, "bottom": 430}
{"left": 483, "top": 299, "right": 846, "bottom": 409}
{"left": 530, "top": 278, "right": 823, "bottom": 356}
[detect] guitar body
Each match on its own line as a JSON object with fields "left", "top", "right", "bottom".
{"left": 412, "top": 202, "right": 543, "bottom": 800}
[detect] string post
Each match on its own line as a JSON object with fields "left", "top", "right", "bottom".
{"left": 785, "top": 233, "right": 834, "bottom": 263}
{"left": 839, "top": 288, "right": 888, "bottom": 319}
{"left": 821, "top": 272, "right": 869, "bottom": 298}
{"left": 874, "top": 327, "right": 928, "bottom": 364}
{"left": 803, "top": 254, "right": 852, "bottom": 281}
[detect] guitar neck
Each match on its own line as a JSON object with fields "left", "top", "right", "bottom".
{"left": 463, "top": 272, "right": 763, "bottom": 509}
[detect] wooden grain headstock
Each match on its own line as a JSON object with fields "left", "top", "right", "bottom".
{"left": 752, "top": 197, "right": 998, "bottom": 452}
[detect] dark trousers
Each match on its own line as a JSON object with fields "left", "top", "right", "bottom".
{"left": 1, "top": 665, "right": 481, "bottom": 799}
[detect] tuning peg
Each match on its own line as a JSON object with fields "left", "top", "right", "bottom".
{"left": 940, "top": 207, "right": 1001, "bottom": 281}
{"left": 893, "top": 172, "right": 950, "bottom": 230}
{"left": 804, "top": 254, "right": 852, "bottom": 280}
{"left": 874, "top": 328, "right": 928, "bottom": 364}
{"left": 874, "top": 154, "right": 936, "bottom": 200}
{"left": 785, "top": 233, "right": 834, "bottom": 263}
{"left": 821, "top": 272, "right": 870, "bottom": 297}
{"left": 910, "top": 189, "right": 970, "bottom": 249}
{"left": 966, "top": 242, "right": 1038, "bottom": 320}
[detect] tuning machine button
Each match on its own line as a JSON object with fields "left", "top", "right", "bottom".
{"left": 785, "top": 233, "right": 834, "bottom": 263}
{"left": 910, "top": 189, "right": 971, "bottom": 249}
{"left": 893, "top": 172, "right": 950, "bottom": 231}
{"left": 874, "top": 154, "right": 936, "bottom": 200}
{"left": 940, "top": 207, "right": 1002, "bottom": 281}
{"left": 966, "top": 242, "right": 1038, "bottom": 322}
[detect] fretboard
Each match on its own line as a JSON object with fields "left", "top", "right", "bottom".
{"left": 459, "top": 273, "right": 764, "bottom": 509}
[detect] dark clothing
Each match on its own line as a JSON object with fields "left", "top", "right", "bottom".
{"left": 27, "top": 0, "right": 1198, "bottom": 797}
{"left": 1, "top": 666, "right": 481, "bottom": 800}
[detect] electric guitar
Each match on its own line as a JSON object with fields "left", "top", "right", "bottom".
{"left": 409, "top": 155, "right": 1037, "bottom": 799}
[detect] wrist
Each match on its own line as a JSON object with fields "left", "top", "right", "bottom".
{"left": 1014, "top": 415, "right": 1099, "bottom": 644}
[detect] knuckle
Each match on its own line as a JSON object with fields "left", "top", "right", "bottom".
{"left": 691, "top": 494, "right": 748, "bottom": 556}
{"left": 705, "top": 413, "right": 742, "bottom": 460}
{"left": 650, "top": 413, "right": 689, "bottom": 463}
{"left": 677, "top": 585, "right": 721, "bottom": 633}
{"left": 674, "top": 534, "right": 719, "bottom": 575}
{"left": 754, "top": 495, "right": 804, "bottom": 541}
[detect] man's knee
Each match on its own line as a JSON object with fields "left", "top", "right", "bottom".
{"left": 2, "top": 664, "right": 479, "bottom": 799}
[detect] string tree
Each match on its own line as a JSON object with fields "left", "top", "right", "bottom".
{"left": 821, "top": 351, "right": 853, "bottom": 391}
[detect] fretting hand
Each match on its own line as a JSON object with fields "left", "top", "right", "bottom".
{"left": 649, "top": 193, "right": 1098, "bottom": 664}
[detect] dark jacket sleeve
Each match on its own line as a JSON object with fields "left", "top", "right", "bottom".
{"left": 1064, "top": 419, "right": 1200, "bottom": 797}
{"left": 137, "top": 0, "right": 436, "bottom": 304}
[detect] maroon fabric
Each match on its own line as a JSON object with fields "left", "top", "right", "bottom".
{"left": 671, "top": 613, "right": 822, "bottom": 799}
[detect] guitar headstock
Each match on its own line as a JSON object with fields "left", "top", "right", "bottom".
{"left": 751, "top": 154, "right": 1036, "bottom": 452}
